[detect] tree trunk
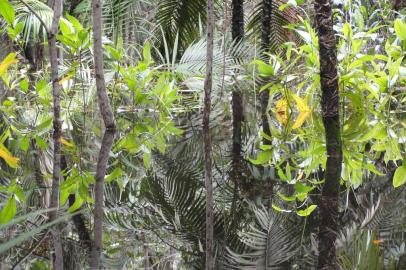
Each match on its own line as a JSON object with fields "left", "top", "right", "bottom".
{"left": 230, "top": 0, "right": 245, "bottom": 191}
{"left": 203, "top": 0, "right": 214, "bottom": 268}
{"left": 90, "top": 0, "right": 117, "bottom": 268}
{"left": 260, "top": 0, "right": 272, "bottom": 145}
{"left": 260, "top": 0, "right": 274, "bottom": 202}
{"left": 314, "top": 0, "right": 342, "bottom": 269}
{"left": 47, "top": 0, "right": 64, "bottom": 268}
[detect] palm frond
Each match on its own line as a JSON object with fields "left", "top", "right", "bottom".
{"left": 225, "top": 205, "right": 299, "bottom": 270}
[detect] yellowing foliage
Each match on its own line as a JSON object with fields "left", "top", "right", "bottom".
{"left": 60, "top": 138, "right": 74, "bottom": 147}
{"left": 291, "top": 94, "right": 311, "bottom": 129}
{"left": 275, "top": 94, "right": 310, "bottom": 129}
{"left": 275, "top": 98, "right": 289, "bottom": 125}
{"left": 0, "top": 53, "right": 18, "bottom": 76}
{"left": 0, "top": 144, "right": 19, "bottom": 168}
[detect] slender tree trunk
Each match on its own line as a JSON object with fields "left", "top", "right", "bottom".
{"left": 230, "top": 0, "right": 245, "bottom": 190}
{"left": 47, "top": 0, "right": 64, "bottom": 268}
{"left": 203, "top": 0, "right": 214, "bottom": 268}
{"left": 90, "top": 0, "right": 117, "bottom": 268}
{"left": 260, "top": 0, "right": 274, "bottom": 202}
{"left": 314, "top": 0, "right": 342, "bottom": 269}
{"left": 260, "top": 0, "right": 272, "bottom": 145}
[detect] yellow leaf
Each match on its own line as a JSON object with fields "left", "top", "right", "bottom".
{"left": 292, "top": 94, "right": 311, "bottom": 129}
{"left": 58, "top": 75, "right": 72, "bottom": 84}
{"left": 0, "top": 144, "right": 19, "bottom": 168}
{"left": 0, "top": 53, "right": 18, "bottom": 76}
{"left": 275, "top": 98, "right": 289, "bottom": 125}
{"left": 60, "top": 138, "right": 74, "bottom": 147}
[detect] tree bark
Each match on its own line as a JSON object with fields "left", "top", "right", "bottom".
{"left": 260, "top": 0, "right": 274, "bottom": 202}
{"left": 90, "top": 0, "right": 117, "bottom": 268}
{"left": 230, "top": 0, "right": 245, "bottom": 191}
{"left": 314, "top": 0, "right": 342, "bottom": 269}
{"left": 260, "top": 0, "right": 272, "bottom": 145}
{"left": 47, "top": 0, "right": 64, "bottom": 268}
{"left": 203, "top": 0, "right": 214, "bottom": 268}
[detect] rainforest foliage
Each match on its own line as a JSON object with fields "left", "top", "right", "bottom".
{"left": 0, "top": 0, "right": 406, "bottom": 269}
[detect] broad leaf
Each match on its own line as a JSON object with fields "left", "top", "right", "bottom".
{"left": 0, "top": 196, "right": 17, "bottom": 224}
{"left": 393, "top": 163, "right": 406, "bottom": 188}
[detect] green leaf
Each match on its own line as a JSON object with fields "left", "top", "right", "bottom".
{"left": 67, "top": 194, "right": 83, "bottom": 213}
{"left": 0, "top": 196, "right": 17, "bottom": 224}
{"left": 252, "top": 60, "right": 274, "bottom": 77}
{"left": 105, "top": 167, "right": 123, "bottom": 183}
{"left": 297, "top": 205, "right": 317, "bottom": 217}
{"left": 59, "top": 18, "right": 73, "bottom": 36}
{"left": 394, "top": 19, "right": 406, "bottom": 40}
{"left": 65, "top": 14, "right": 83, "bottom": 31}
{"left": 0, "top": 0, "right": 15, "bottom": 25}
{"left": 143, "top": 42, "right": 152, "bottom": 64}
{"left": 249, "top": 150, "right": 272, "bottom": 165}
{"left": 393, "top": 163, "right": 406, "bottom": 188}
{"left": 143, "top": 151, "right": 151, "bottom": 168}
{"left": 20, "top": 78, "right": 29, "bottom": 92}
{"left": 20, "top": 136, "right": 30, "bottom": 152}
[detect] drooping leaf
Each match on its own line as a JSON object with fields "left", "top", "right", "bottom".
{"left": 0, "top": 196, "right": 17, "bottom": 224}
{"left": 393, "top": 163, "right": 406, "bottom": 188}
{"left": 0, "top": 0, "right": 15, "bottom": 25}
{"left": 297, "top": 204, "right": 317, "bottom": 217}
{"left": 291, "top": 94, "right": 310, "bottom": 129}
{"left": 0, "top": 144, "right": 19, "bottom": 168}
{"left": 394, "top": 19, "right": 406, "bottom": 40}
{"left": 0, "top": 53, "right": 18, "bottom": 76}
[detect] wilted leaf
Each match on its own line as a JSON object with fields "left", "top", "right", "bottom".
{"left": 275, "top": 98, "right": 289, "bottom": 125}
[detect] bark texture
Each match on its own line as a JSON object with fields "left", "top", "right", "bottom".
{"left": 47, "top": 0, "right": 64, "bottom": 268}
{"left": 260, "top": 0, "right": 272, "bottom": 145}
{"left": 203, "top": 0, "right": 214, "bottom": 268}
{"left": 90, "top": 0, "right": 117, "bottom": 268}
{"left": 230, "top": 0, "right": 245, "bottom": 191}
{"left": 314, "top": 0, "right": 342, "bottom": 269}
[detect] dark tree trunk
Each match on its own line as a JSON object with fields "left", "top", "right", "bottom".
{"left": 230, "top": 0, "right": 245, "bottom": 191}
{"left": 259, "top": 0, "right": 274, "bottom": 202}
{"left": 90, "top": 0, "right": 117, "bottom": 268}
{"left": 393, "top": 0, "right": 406, "bottom": 11}
{"left": 314, "top": 0, "right": 342, "bottom": 269}
{"left": 203, "top": 0, "right": 214, "bottom": 268}
{"left": 47, "top": 0, "right": 64, "bottom": 268}
{"left": 260, "top": 0, "right": 272, "bottom": 145}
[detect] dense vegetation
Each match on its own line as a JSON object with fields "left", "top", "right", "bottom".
{"left": 0, "top": 0, "right": 406, "bottom": 269}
